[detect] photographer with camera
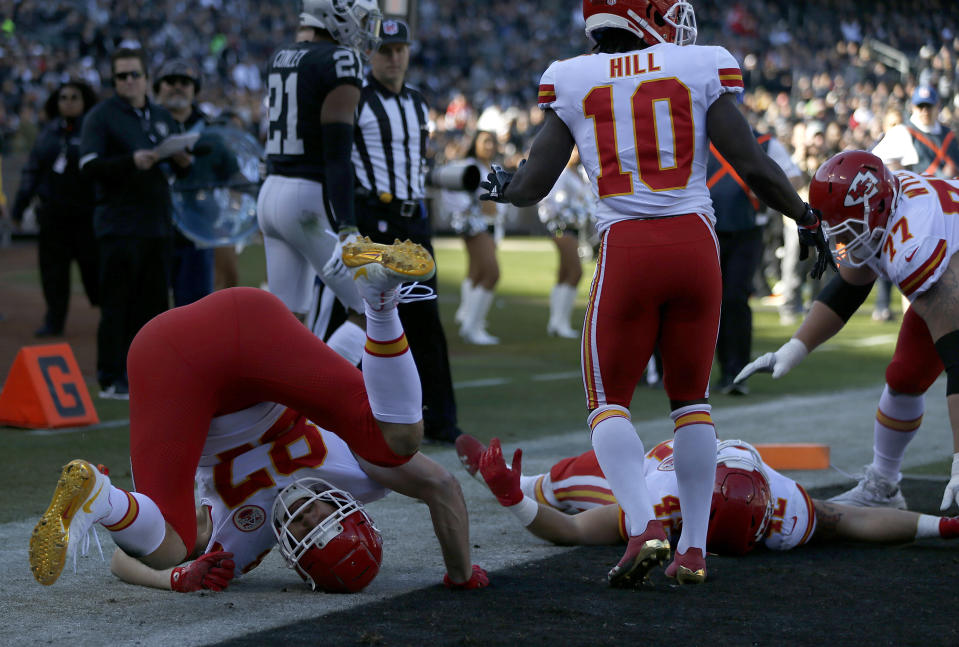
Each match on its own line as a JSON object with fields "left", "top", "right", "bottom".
{"left": 351, "top": 19, "right": 464, "bottom": 445}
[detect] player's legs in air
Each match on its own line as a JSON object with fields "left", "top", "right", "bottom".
{"left": 29, "top": 239, "right": 435, "bottom": 586}
{"left": 582, "top": 215, "right": 719, "bottom": 585}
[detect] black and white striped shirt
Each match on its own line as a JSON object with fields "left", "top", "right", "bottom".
{"left": 352, "top": 75, "right": 430, "bottom": 202}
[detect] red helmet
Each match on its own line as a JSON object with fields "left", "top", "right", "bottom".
{"left": 706, "top": 441, "right": 774, "bottom": 556}
{"left": 272, "top": 478, "right": 383, "bottom": 593}
{"left": 583, "top": 0, "right": 697, "bottom": 46}
{"left": 808, "top": 150, "right": 901, "bottom": 268}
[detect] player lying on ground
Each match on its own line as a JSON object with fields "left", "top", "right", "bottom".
{"left": 29, "top": 239, "right": 487, "bottom": 592}
{"left": 455, "top": 434, "right": 959, "bottom": 584}
{"left": 735, "top": 152, "right": 959, "bottom": 512}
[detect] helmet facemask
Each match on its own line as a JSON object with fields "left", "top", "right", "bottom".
{"left": 272, "top": 478, "right": 382, "bottom": 592}
{"left": 300, "top": 0, "right": 382, "bottom": 55}
{"left": 822, "top": 217, "right": 889, "bottom": 268}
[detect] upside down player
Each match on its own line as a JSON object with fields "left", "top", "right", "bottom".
{"left": 479, "top": 0, "right": 835, "bottom": 585}
{"left": 736, "top": 152, "right": 959, "bottom": 515}
{"left": 455, "top": 435, "right": 959, "bottom": 561}
{"left": 29, "top": 239, "right": 488, "bottom": 591}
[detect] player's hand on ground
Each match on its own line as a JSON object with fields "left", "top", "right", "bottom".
{"left": 170, "top": 550, "right": 235, "bottom": 592}
{"left": 734, "top": 338, "right": 809, "bottom": 383}
{"left": 940, "top": 453, "right": 959, "bottom": 512}
{"left": 479, "top": 438, "right": 524, "bottom": 506}
{"left": 479, "top": 161, "right": 523, "bottom": 203}
{"left": 443, "top": 564, "right": 490, "bottom": 590}
{"left": 797, "top": 206, "right": 837, "bottom": 279}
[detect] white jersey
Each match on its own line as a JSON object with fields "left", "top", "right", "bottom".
{"left": 195, "top": 403, "right": 390, "bottom": 575}
{"left": 865, "top": 171, "right": 959, "bottom": 301}
{"left": 641, "top": 440, "right": 816, "bottom": 551}
{"left": 526, "top": 438, "right": 816, "bottom": 551}
{"left": 538, "top": 44, "right": 744, "bottom": 233}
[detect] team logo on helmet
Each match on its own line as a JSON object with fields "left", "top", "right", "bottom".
{"left": 233, "top": 505, "right": 266, "bottom": 532}
{"left": 844, "top": 170, "right": 881, "bottom": 208}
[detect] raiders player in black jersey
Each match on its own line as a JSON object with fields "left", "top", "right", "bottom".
{"left": 256, "top": 0, "right": 382, "bottom": 365}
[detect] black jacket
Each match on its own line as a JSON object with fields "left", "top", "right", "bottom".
{"left": 11, "top": 116, "right": 95, "bottom": 226}
{"left": 79, "top": 95, "right": 182, "bottom": 238}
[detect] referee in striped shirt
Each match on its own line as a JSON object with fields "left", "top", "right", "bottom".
{"left": 353, "top": 19, "right": 463, "bottom": 444}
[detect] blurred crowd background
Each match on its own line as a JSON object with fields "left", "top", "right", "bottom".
{"left": 1, "top": 0, "right": 958, "bottom": 228}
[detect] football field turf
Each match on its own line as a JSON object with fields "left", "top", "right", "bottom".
{"left": 1, "top": 236, "right": 955, "bottom": 645}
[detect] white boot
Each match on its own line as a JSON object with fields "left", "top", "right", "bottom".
{"left": 454, "top": 278, "right": 473, "bottom": 325}
{"left": 460, "top": 286, "right": 499, "bottom": 345}
{"left": 547, "top": 283, "right": 579, "bottom": 339}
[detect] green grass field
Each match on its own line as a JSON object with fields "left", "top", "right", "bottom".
{"left": 1, "top": 236, "right": 926, "bottom": 523}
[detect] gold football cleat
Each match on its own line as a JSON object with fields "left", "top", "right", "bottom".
{"left": 342, "top": 237, "right": 436, "bottom": 281}
{"left": 29, "top": 460, "right": 108, "bottom": 586}
{"left": 608, "top": 538, "right": 671, "bottom": 588}
{"left": 672, "top": 564, "right": 707, "bottom": 585}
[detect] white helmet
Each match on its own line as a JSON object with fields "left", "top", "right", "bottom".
{"left": 300, "top": 0, "right": 382, "bottom": 53}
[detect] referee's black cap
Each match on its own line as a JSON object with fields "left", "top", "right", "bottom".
{"left": 380, "top": 19, "right": 412, "bottom": 45}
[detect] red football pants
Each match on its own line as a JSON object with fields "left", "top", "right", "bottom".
{"left": 582, "top": 215, "right": 721, "bottom": 408}
{"left": 127, "top": 287, "right": 406, "bottom": 553}
{"left": 886, "top": 306, "right": 943, "bottom": 393}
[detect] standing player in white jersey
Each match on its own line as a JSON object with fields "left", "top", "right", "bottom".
{"left": 257, "top": 0, "right": 381, "bottom": 363}
{"left": 454, "top": 434, "right": 959, "bottom": 555}
{"left": 737, "top": 151, "right": 959, "bottom": 515}
{"left": 480, "top": 0, "right": 834, "bottom": 586}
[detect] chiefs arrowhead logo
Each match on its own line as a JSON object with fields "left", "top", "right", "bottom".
{"left": 844, "top": 170, "right": 880, "bottom": 207}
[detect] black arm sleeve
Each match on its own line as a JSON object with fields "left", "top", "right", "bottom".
{"left": 815, "top": 272, "right": 874, "bottom": 322}
{"left": 321, "top": 122, "right": 356, "bottom": 231}
{"left": 82, "top": 154, "right": 137, "bottom": 181}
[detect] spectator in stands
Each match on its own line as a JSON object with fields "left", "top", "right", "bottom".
{"left": 10, "top": 80, "right": 100, "bottom": 338}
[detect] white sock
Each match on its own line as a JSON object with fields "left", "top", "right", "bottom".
{"left": 325, "top": 320, "right": 366, "bottom": 366}
{"left": 670, "top": 405, "right": 717, "bottom": 554}
{"left": 871, "top": 385, "right": 923, "bottom": 481}
{"left": 101, "top": 490, "right": 166, "bottom": 557}
{"left": 588, "top": 405, "right": 653, "bottom": 536}
{"left": 362, "top": 306, "right": 422, "bottom": 423}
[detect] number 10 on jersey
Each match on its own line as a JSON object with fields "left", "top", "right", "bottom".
{"left": 584, "top": 77, "right": 695, "bottom": 197}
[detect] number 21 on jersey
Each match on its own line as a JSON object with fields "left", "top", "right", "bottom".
{"left": 584, "top": 77, "right": 694, "bottom": 197}
{"left": 266, "top": 72, "right": 304, "bottom": 156}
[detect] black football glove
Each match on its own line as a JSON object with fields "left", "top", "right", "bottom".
{"left": 479, "top": 160, "right": 524, "bottom": 203}
{"left": 797, "top": 204, "right": 837, "bottom": 280}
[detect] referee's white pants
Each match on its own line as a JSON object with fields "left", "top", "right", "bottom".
{"left": 257, "top": 175, "right": 363, "bottom": 314}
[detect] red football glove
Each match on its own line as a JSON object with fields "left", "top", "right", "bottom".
{"left": 171, "top": 551, "right": 236, "bottom": 593}
{"left": 479, "top": 438, "right": 524, "bottom": 507}
{"left": 443, "top": 564, "right": 490, "bottom": 590}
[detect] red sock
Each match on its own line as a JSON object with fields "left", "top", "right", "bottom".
{"left": 940, "top": 517, "right": 959, "bottom": 539}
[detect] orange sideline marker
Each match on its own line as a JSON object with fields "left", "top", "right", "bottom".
{"left": 0, "top": 344, "right": 99, "bottom": 429}
{"left": 754, "top": 443, "right": 830, "bottom": 470}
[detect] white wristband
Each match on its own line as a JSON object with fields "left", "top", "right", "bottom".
{"left": 951, "top": 452, "right": 959, "bottom": 476}
{"left": 507, "top": 496, "right": 539, "bottom": 526}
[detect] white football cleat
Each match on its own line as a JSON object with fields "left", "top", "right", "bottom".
{"left": 827, "top": 465, "right": 907, "bottom": 509}
{"left": 343, "top": 237, "right": 436, "bottom": 310}
{"left": 30, "top": 460, "right": 112, "bottom": 585}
